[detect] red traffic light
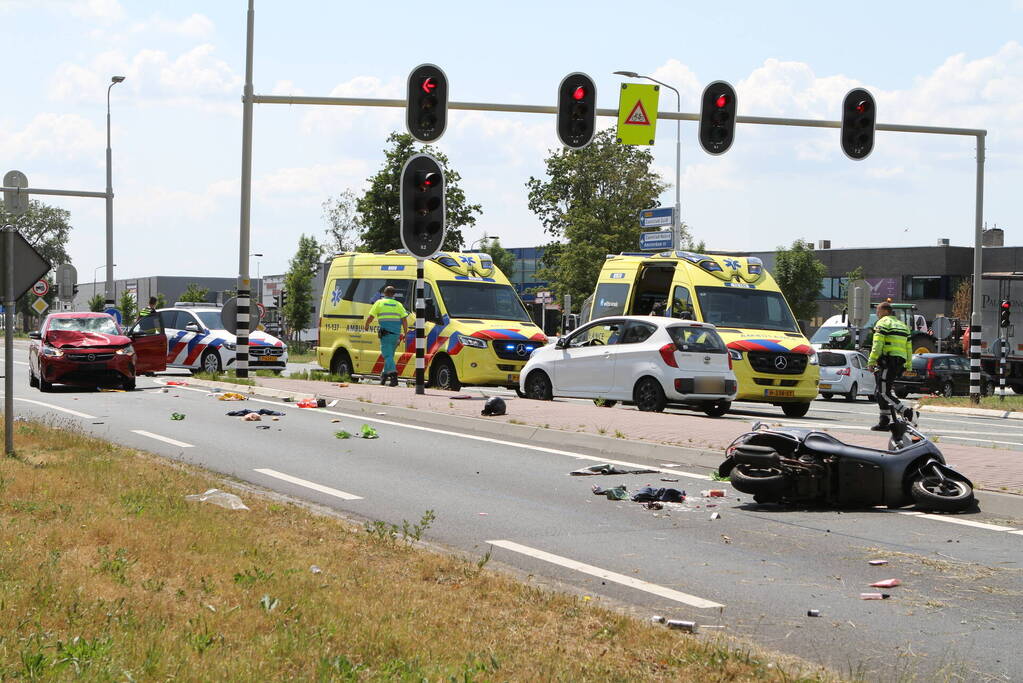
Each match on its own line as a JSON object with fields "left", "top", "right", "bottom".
{"left": 1002, "top": 300, "right": 1011, "bottom": 310}
{"left": 572, "top": 86, "right": 586, "bottom": 101}
{"left": 715, "top": 93, "right": 728, "bottom": 108}
{"left": 855, "top": 100, "right": 870, "bottom": 114}
{"left": 421, "top": 77, "right": 437, "bottom": 94}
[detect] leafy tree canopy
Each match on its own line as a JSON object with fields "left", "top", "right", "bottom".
{"left": 283, "top": 234, "right": 323, "bottom": 335}
{"left": 774, "top": 239, "right": 826, "bottom": 322}
{"left": 526, "top": 129, "right": 674, "bottom": 302}
{"left": 482, "top": 237, "right": 515, "bottom": 278}
{"left": 179, "top": 283, "right": 210, "bottom": 303}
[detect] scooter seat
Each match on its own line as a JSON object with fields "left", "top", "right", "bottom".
{"left": 802, "top": 430, "right": 927, "bottom": 460}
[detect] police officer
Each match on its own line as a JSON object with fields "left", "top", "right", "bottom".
{"left": 866, "top": 301, "right": 913, "bottom": 431}
{"left": 364, "top": 286, "right": 409, "bottom": 387}
{"left": 139, "top": 296, "right": 159, "bottom": 318}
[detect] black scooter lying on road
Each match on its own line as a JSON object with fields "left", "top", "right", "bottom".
{"left": 718, "top": 395, "right": 975, "bottom": 512}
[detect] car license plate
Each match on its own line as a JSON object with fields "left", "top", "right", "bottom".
{"left": 695, "top": 377, "right": 725, "bottom": 393}
{"left": 903, "top": 371, "right": 916, "bottom": 377}
{"left": 764, "top": 389, "right": 795, "bottom": 398}
{"left": 819, "top": 383, "right": 832, "bottom": 390}
{"left": 507, "top": 373, "right": 519, "bottom": 382}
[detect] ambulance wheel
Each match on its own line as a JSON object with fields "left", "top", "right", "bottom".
{"left": 430, "top": 356, "right": 461, "bottom": 391}
{"left": 200, "top": 350, "right": 221, "bottom": 374}
{"left": 330, "top": 350, "right": 357, "bottom": 382}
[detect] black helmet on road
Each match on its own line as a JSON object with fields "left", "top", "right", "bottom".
{"left": 481, "top": 396, "right": 507, "bottom": 416}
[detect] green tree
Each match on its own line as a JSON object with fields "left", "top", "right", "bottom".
{"left": 88, "top": 293, "right": 105, "bottom": 312}
{"left": 526, "top": 129, "right": 672, "bottom": 302}
{"left": 322, "top": 189, "right": 363, "bottom": 254}
{"left": 482, "top": 237, "right": 515, "bottom": 277}
{"left": 179, "top": 283, "right": 209, "bottom": 303}
{"left": 118, "top": 290, "right": 137, "bottom": 327}
{"left": 356, "top": 132, "right": 481, "bottom": 252}
{"left": 775, "top": 239, "right": 826, "bottom": 321}
{"left": 283, "top": 234, "right": 323, "bottom": 337}
{"left": 155, "top": 292, "right": 168, "bottom": 309}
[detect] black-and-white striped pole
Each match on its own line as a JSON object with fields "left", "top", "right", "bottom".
{"left": 236, "top": 286, "right": 250, "bottom": 378}
{"left": 970, "top": 321, "right": 982, "bottom": 404}
{"left": 1000, "top": 332, "right": 1007, "bottom": 401}
{"left": 415, "top": 258, "right": 425, "bottom": 395}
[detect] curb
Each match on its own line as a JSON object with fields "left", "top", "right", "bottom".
{"left": 918, "top": 404, "right": 1023, "bottom": 420}
{"left": 177, "top": 377, "right": 1023, "bottom": 516}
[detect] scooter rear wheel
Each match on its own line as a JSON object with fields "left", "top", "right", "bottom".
{"left": 730, "top": 464, "right": 787, "bottom": 499}
{"left": 910, "top": 476, "right": 974, "bottom": 512}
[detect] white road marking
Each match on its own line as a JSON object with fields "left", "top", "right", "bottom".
{"left": 130, "top": 430, "right": 194, "bottom": 449}
{"left": 1009, "top": 530, "right": 1023, "bottom": 536}
{"left": 8, "top": 396, "right": 97, "bottom": 419}
{"left": 895, "top": 511, "right": 1017, "bottom": 532}
{"left": 487, "top": 539, "right": 724, "bottom": 609}
{"left": 254, "top": 468, "right": 362, "bottom": 500}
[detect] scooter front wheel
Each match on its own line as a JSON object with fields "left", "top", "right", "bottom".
{"left": 910, "top": 476, "right": 974, "bottom": 512}
{"left": 730, "top": 464, "right": 787, "bottom": 499}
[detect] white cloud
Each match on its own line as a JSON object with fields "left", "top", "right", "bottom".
{"left": 69, "top": 0, "right": 123, "bottom": 22}
{"left": 0, "top": 112, "right": 104, "bottom": 161}
{"left": 300, "top": 76, "right": 404, "bottom": 137}
{"left": 252, "top": 162, "right": 372, "bottom": 207}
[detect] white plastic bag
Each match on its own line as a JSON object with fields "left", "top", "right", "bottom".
{"left": 185, "top": 488, "right": 250, "bottom": 510}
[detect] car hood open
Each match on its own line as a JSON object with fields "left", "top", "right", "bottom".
{"left": 45, "top": 330, "right": 131, "bottom": 348}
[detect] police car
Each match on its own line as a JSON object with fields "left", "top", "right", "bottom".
{"left": 157, "top": 304, "right": 288, "bottom": 374}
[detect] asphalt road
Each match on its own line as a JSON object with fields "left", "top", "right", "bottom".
{"left": 4, "top": 359, "right": 1023, "bottom": 680}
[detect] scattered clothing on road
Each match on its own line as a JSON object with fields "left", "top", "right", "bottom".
{"left": 591, "top": 485, "right": 629, "bottom": 500}
{"left": 225, "top": 408, "right": 285, "bottom": 417}
{"left": 570, "top": 463, "right": 659, "bottom": 476}
{"left": 631, "top": 486, "right": 685, "bottom": 503}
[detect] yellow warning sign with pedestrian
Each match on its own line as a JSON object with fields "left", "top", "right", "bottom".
{"left": 616, "top": 83, "right": 659, "bottom": 146}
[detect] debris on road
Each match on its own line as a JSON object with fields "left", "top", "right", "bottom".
{"left": 592, "top": 485, "right": 629, "bottom": 500}
{"left": 310, "top": 565, "right": 323, "bottom": 574}
{"left": 651, "top": 615, "right": 666, "bottom": 624}
{"left": 701, "top": 489, "right": 726, "bottom": 497}
{"left": 643, "top": 501, "right": 664, "bottom": 510}
{"left": 98, "top": 388, "right": 125, "bottom": 392}
{"left": 243, "top": 413, "right": 262, "bottom": 422}
{"left": 570, "top": 464, "right": 659, "bottom": 476}
{"left": 870, "top": 578, "right": 902, "bottom": 588}
{"left": 807, "top": 610, "right": 821, "bottom": 617}
{"left": 226, "top": 408, "right": 285, "bottom": 417}
{"left": 256, "top": 425, "right": 270, "bottom": 430}
{"left": 218, "top": 392, "right": 247, "bottom": 401}
{"left": 721, "top": 535, "right": 732, "bottom": 544}
{"left": 335, "top": 430, "right": 351, "bottom": 439}
{"left": 631, "top": 486, "right": 685, "bottom": 503}
{"left": 327, "top": 399, "right": 339, "bottom": 407}
{"left": 296, "top": 399, "right": 319, "bottom": 408}
{"left": 160, "top": 388, "right": 169, "bottom": 393}
{"left": 709, "top": 512, "right": 721, "bottom": 520}
{"left": 360, "top": 424, "right": 379, "bottom": 439}
{"left": 660, "top": 477, "right": 680, "bottom": 482}
{"left": 335, "top": 382, "right": 349, "bottom": 388}
{"left": 170, "top": 413, "right": 185, "bottom": 421}
{"left": 481, "top": 396, "right": 507, "bottom": 416}
{"left": 868, "top": 559, "right": 889, "bottom": 566}
{"left": 166, "top": 380, "right": 188, "bottom": 386}
{"left": 375, "top": 412, "right": 387, "bottom": 416}
{"left": 666, "top": 620, "right": 696, "bottom": 632}
{"left": 185, "top": 488, "right": 249, "bottom": 510}
{"left": 860, "top": 593, "right": 891, "bottom": 600}
{"left": 331, "top": 419, "right": 341, "bottom": 423}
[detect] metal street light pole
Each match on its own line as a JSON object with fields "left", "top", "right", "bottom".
{"left": 469, "top": 234, "right": 500, "bottom": 251}
{"left": 93, "top": 263, "right": 115, "bottom": 305}
{"left": 615, "top": 71, "right": 682, "bottom": 250}
{"left": 105, "top": 75, "right": 125, "bottom": 308}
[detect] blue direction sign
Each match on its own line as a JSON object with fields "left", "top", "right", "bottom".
{"left": 639, "top": 207, "right": 674, "bottom": 228}
{"left": 640, "top": 231, "right": 674, "bottom": 251}
{"left": 104, "top": 307, "right": 122, "bottom": 325}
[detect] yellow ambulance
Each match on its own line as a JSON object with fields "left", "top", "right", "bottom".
{"left": 316, "top": 250, "right": 546, "bottom": 391}
{"left": 588, "top": 251, "right": 819, "bottom": 417}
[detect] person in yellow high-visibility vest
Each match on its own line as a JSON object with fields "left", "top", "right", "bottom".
{"left": 364, "top": 286, "right": 410, "bottom": 387}
{"left": 866, "top": 301, "right": 913, "bottom": 431}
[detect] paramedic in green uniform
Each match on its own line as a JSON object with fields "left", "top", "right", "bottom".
{"left": 364, "top": 286, "right": 410, "bottom": 387}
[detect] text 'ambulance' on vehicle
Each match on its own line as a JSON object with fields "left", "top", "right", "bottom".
{"left": 587, "top": 251, "right": 819, "bottom": 417}
{"left": 316, "top": 250, "right": 546, "bottom": 391}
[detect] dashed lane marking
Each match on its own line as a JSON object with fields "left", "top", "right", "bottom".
{"left": 254, "top": 468, "right": 363, "bottom": 500}
{"left": 130, "top": 430, "right": 194, "bottom": 449}
{"left": 5, "top": 396, "right": 97, "bottom": 419}
{"left": 487, "top": 540, "right": 724, "bottom": 609}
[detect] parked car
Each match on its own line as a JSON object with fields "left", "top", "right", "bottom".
{"left": 894, "top": 353, "right": 993, "bottom": 398}
{"left": 28, "top": 312, "right": 166, "bottom": 391}
{"left": 158, "top": 305, "right": 288, "bottom": 374}
{"left": 817, "top": 349, "right": 876, "bottom": 401}
{"left": 520, "top": 315, "right": 738, "bottom": 416}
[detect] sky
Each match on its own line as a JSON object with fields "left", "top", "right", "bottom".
{"left": 2, "top": 0, "right": 1022, "bottom": 282}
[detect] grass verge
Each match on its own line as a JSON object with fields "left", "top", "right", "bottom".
{"left": 284, "top": 369, "right": 351, "bottom": 383}
{"left": 191, "top": 370, "right": 257, "bottom": 386}
{"left": 918, "top": 394, "right": 1023, "bottom": 411}
{"left": 284, "top": 351, "right": 316, "bottom": 364}
{"left": 0, "top": 420, "right": 832, "bottom": 681}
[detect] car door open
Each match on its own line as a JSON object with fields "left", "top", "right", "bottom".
{"left": 130, "top": 313, "right": 168, "bottom": 374}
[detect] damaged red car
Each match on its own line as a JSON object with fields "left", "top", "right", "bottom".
{"left": 28, "top": 312, "right": 166, "bottom": 391}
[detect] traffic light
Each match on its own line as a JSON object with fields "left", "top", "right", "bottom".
{"left": 841, "top": 88, "right": 876, "bottom": 160}
{"left": 698, "top": 81, "right": 737, "bottom": 155}
{"left": 400, "top": 153, "right": 446, "bottom": 258}
{"left": 556, "top": 72, "right": 596, "bottom": 149}
{"left": 406, "top": 64, "right": 448, "bottom": 143}
{"left": 279, "top": 290, "right": 288, "bottom": 310}
{"left": 1000, "top": 299, "right": 1011, "bottom": 328}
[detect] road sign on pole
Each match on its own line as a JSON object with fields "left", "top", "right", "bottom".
{"left": 639, "top": 207, "right": 674, "bottom": 228}
{"left": 31, "top": 280, "right": 49, "bottom": 297}
{"left": 640, "top": 231, "right": 674, "bottom": 251}
{"left": 31, "top": 297, "right": 48, "bottom": 316}
{"left": 616, "top": 83, "right": 659, "bottom": 146}
{"left": 2, "top": 170, "right": 29, "bottom": 216}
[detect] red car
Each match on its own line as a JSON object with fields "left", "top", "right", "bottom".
{"left": 28, "top": 312, "right": 166, "bottom": 391}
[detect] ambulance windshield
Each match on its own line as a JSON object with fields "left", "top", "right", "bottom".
{"left": 437, "top": 281, "right": 530, "bottom": 322}
{"left": 695, "top": 287, "right": 799, "bottom": 333}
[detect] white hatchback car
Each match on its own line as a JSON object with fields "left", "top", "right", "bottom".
{"left": 520, "top": 316, "right": 738, "bottom": 416}
{"left": 817, "top": 349, "right": 876, "bottom": 401}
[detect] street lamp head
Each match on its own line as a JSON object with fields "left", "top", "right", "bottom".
{"left": 251, "top": 252, "right": 263, "bottom": 257}
{"left": 613, "top": 71, "right": 640, "bottom": 78}
{"left": 111, "top": 75, "right": 125, "bottom": 84}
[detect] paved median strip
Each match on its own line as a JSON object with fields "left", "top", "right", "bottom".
{"left": 487, "top": 539, "right": 724, "bottom": 609}
{"left": 254, "top": 468, "right": 363, "bottom": 500}
{"left": 130, "top": 430, "right": 194, "bottom": 449}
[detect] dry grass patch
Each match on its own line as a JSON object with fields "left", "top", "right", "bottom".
{"left": 0, "top": 419, "right": 833, "bottom": 681}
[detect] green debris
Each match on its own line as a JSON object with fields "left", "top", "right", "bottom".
{"left": 170, "top": 413, "right": 186, "bottom": 421}
{"left": 334, "top": 430, "right": 351, "bottom": 440}
{"left": 360, "top": 424, "right": 379, "bottom": 439}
